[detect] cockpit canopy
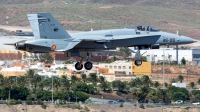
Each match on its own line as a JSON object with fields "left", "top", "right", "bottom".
{"left": 126, "top": 25, "right": 160, "bottom": 32}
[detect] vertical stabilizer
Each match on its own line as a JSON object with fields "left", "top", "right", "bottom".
{"left": 27, "top": 13, "right": 71, "bottom": 39}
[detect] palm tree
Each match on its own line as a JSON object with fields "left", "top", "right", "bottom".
{"left": 164, "top": 82, "right": 168, "bottom": 88}
{"left": 156, "top": 88, "right": 168, "bottom": 104}
{"left": 177, "top": 75, "right": 184, "bottom": 83}
{"left": 129, "top": 79, "right": 136, "bottom": 87}
{"left": 4, "top": 76, "right": 16, "bottom": 100}
{"left": 133, "top": 85, "right": 150, "bottom": 102}
{"left": 170, "top": 78, "right": 176, "bottom": 83}
{"left": 30, "top": 74, "right": 42, "bottom": 90}
{"left": 190, "top": 82, "right": 195, "bottom": 89}
{"left": 153, "top": 81, "right": 160, "bottom": 88}
{"left": 71, "top": 75, "right": 79, "bottom": 83}
{"left": 53, "top": 77, "right": 61, "bottom": 91}
{"left": 99, "top": 81, "right": 111, "bottom": 91}
{"left": 197, "top": 78, "right": 200, "bottom": 85}
{"left": 141, "top": 75, "right": 152, "bottom": 86}
{"left": 0, "top": 74, "right": 4, "bottom": 86}
{"left": 41, "top": 78, "right": 52, "bottom": 90}
{"left": 99, "top": 76, "right": 105, "bottom": 83}
{"left": 134, "top": 77, "right": 142, "bottom": 86}
{"left": 81, "top": 74, "right": 87, "bottom": 83}
{"left": 25, "top": 69, "right": 35, "bottom": 78}
{"left": 88, "top": 73, "right": 98, "bottom": 85}
{"left": 18, "top": 76, "right": 27, "bottom": 87}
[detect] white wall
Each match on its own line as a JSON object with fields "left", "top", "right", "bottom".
{"left": 131, "top": 48, "right": 192, "bottom": 64}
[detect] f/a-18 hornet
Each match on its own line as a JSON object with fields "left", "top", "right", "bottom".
{"left": 8, "top": 13, "right": 196, "bottom": 70}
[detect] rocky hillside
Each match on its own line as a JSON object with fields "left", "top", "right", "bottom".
{"left": 0, "top": 0, "right": 200, "bottom": 39}
{"left": 1, "top": 0, "right": 200, "bottom": 7}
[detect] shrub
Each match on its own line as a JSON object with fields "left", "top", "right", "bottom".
{"left": 139, "top": 104, "right": 145, "bottom": 109}
{"left": 116, "top": 91, "right": 122, "bottom": 96}
{"left": 37, "top": 100, "right": 44, "bottom": 105}
{"left": 146, "top": 105, "right": 154, "bottom": 108}
{"left": 41, "top": 105, "right": 47, "bottom": 109}
{"left": 26, "top": 100, "right": 33, "bottom": 105}
{"left": 16, "top": 100, "right": 22, "bottom": 104}
{"left": 66, "top": 103, "right": 71, "bottom": 108}
{"left": 37, "top": 90, "right": 52, "bottom": 101}
{"left": 75, "top": 104, "right": 81, "bottom": 109}
{"left": 84, "top": 106, "right": 90, "bottom": 112}
{"left": 8, "top": 99, "right": 16, "bottom": 105}
{"left": 70, "top": 91, "right": 89, "bottom": 102}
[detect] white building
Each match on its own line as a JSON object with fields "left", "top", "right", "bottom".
{"left": 131, "top": 48, "right": 193, "bottom": 64}
{"left": 98, "top": 61, "right": 133, "bottom": 75}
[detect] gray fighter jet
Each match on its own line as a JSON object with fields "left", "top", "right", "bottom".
{"left": 8, "top": 13, "right": 196, "bottom": 70}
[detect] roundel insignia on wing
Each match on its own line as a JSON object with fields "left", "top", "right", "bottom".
{"left": 51, "top": 45, "right": 56, "bottom": 50}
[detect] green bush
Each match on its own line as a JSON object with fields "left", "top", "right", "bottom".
{"left": 70, "top": 91, "right": 89, "bottom": 102}
{"left": 172, "top": 92, "right": 187, "bottom": 101}
{"left": 84, "top": 106, "right": 90, "bottom": 112}
{"left": 8, "top": 99, "right": 16, "bottom": 105}
{"left": 37, "top": 100, "right": 44, "bottom": 105}
{"left": 66, "top": 103, "right": 71, "bottom": 108}
{"left": 139, "top": 104, "right": 145, "bottom": 109}
{"left": 0, "top": 88, "right": 9, "bottom": 100}
{"left": 26, "top": 100, "right": 33, "bottom": 105}
{"left": 191, "top": 90, "right": 200, "bottom": 95}
{"left": 116, "top": 91, "right": 122, "bottom": 96}
{"left": 11, "top": 86, "right": 29, "bottom": 100}
{"left": 75, "top": 104, "right": 81, "bottom": 109}
{"left": 41, "top": 105, "right": 46, "bottom": 109}
{"left": 37, "top": 90, "right": 52, "bottom": 101}
{"left": 16, "top": 100, "right": 22, "bottom": 104}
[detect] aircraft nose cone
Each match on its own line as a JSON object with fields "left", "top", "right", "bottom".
{"left": 179, "top": 36, "right": 196, "bottom": 44}
{"left": 193, "top": 39, "right": 197, "bottom": 42}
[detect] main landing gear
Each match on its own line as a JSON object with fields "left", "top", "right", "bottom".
{"left": 125, "top": 47, "right": 146, "bottom": 67}
{"left": 75, "top": 53, "right": 93, "bottom": 70}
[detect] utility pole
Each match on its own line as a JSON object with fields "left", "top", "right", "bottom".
{"left": 163, "top": 47, "right": 165, "bottom": 89}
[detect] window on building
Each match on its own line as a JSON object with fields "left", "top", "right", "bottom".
{"left": 109, "top": 66, "right": 112, "bottom": 69}
{"left": 114, "top": 66, "right": 117, "bottom": 69}
{"left": 129, "top": 72, "right": 131, "bottom": 74}
{"left": 129, "top": 66, "right": 132, "bottom": 69}
{"left": 115, "top": 71, "right": 126, "bottom": 75}
{"left": 123, "top": 66, "right": 126, "bottom": 69}
{"left": 105, "top": 65, "right": 108, "bottom": 68}
{"left": 118, "top": 66, "right": 121, "bottom": 69}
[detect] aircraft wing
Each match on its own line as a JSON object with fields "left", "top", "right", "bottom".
{"left": 78, "top": 34, "right": 161, "bottom": 41}
{"left": 56, "top": 34, "right": 161, "bottom": 51}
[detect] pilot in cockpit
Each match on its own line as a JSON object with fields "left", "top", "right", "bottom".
{"left": 137, "top": 26, "right": 142, "bottom": 30}
{"left": 141, "top": 26, "right": 145, "bottom": 31}
{"left": 147, "top": 26, "right": 149, "bottom": 31}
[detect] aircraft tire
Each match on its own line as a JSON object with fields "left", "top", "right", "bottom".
{"left": 84, "top": 62, "right": 93, "bottom": 70}
{"left": 75, "top": 62, "right": 83, "bottom": 70}
{"left": 135, "top": 60, "right": 142, "bottom": 66}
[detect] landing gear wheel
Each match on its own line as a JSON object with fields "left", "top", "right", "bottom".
{"left": 135, "top": 60, "right": 142, "bottom": 66}
{"left": 84, "top": 62, "right": 93, "bottom": 70}
{"left": 75, "top": 62, "right": 83, "bottom": 70}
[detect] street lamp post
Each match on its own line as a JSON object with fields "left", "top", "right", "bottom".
{"left": 52, "top": 75, "right": 54, "bottom": 104}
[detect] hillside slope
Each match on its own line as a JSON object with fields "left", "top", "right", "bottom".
{"left": 0, "top": 0, "right": 200, "bottom": 39}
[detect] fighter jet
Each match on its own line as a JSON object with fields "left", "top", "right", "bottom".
{"left": 8, "top": 13, "right": 196, "bottom": 70}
